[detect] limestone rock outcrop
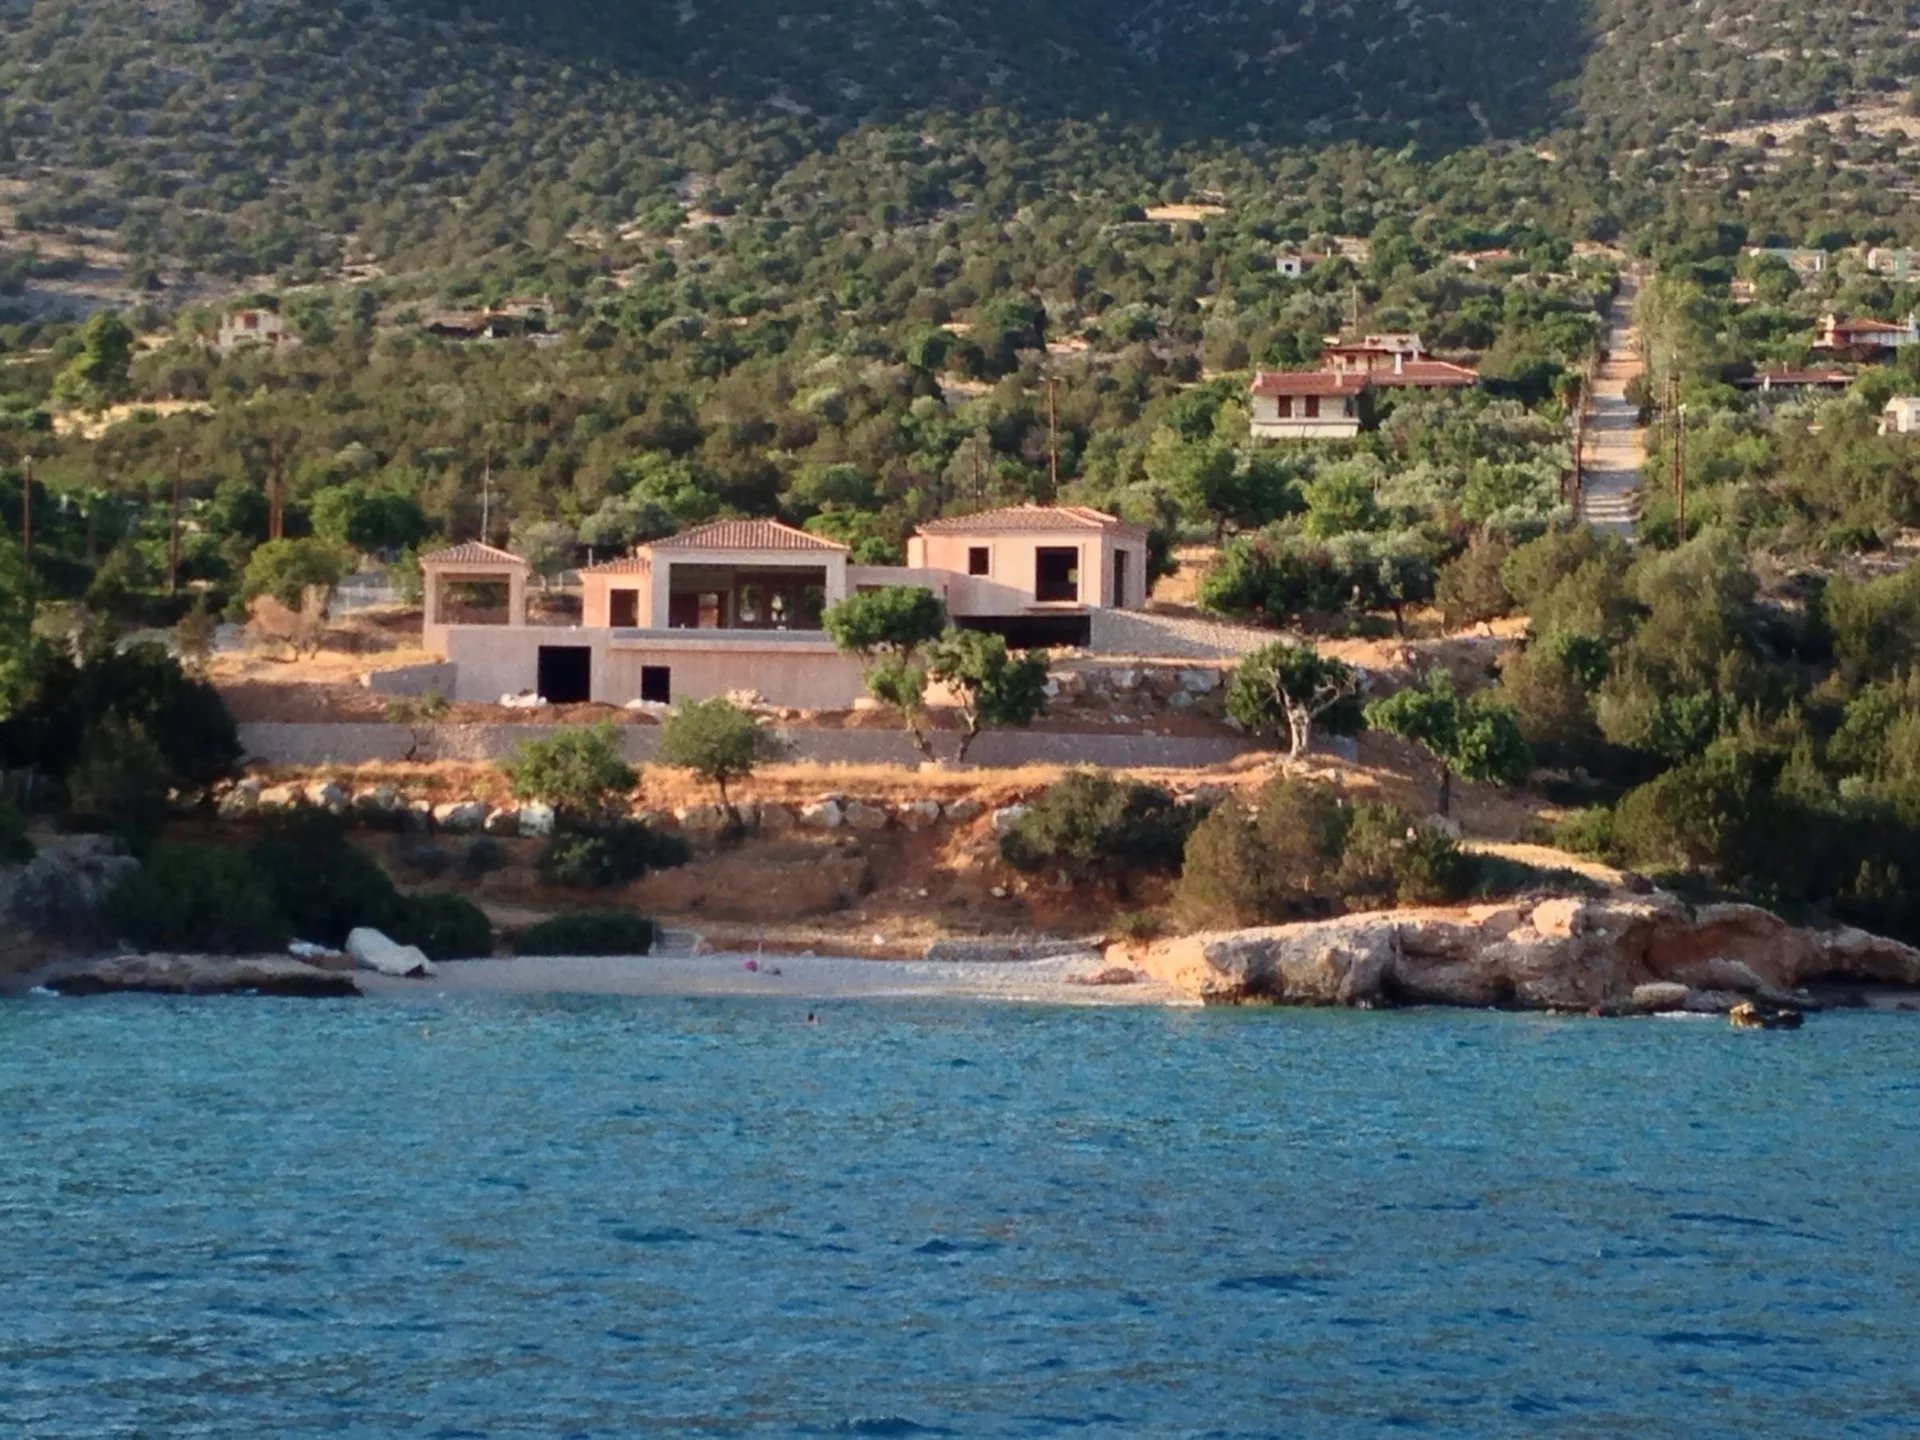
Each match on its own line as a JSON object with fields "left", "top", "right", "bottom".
{"left": 1124, "top": 897, "right": 1920, "bottom": 1013}
{"left": 38, "top": 955, "right": 361, "bottom": 998}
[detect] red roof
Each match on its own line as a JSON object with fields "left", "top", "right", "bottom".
{"left": 917, "top": 505, "right": 1145, "bottom": 536}
{"left": 579, "top": 554, "right": 651, "bottom": 575}
{"left": 1371, "top": 359, "right": 1481, "bottom": 388}
{"left": 651, "top": 519, "right": 846, "bottom": 552}
{"left": 1249, "top": 371, "right": 1370, "bottom": 397}
{"left": 418, "top": 541, "right": 527, "bottom": 567}
{"left": 1832, "top": 319, "right": 1908, "bottom": 335}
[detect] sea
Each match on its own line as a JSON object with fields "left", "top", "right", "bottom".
{"left": 2, "top": 995, "right": 1916, "bottom": 1438}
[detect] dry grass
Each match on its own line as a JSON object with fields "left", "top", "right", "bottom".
{"left": 53, "top": 399, "right": 215, "bottom": 441}
{"left": 1143, "top": 203, "right": 1228, "bottom": 222}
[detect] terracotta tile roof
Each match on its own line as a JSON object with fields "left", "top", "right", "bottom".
{"left": 1371, "top": 359, "right": 1481, "bottom": 388}
{"left": 1249, "top": 371, "right": 1370, "bottom": 397}
{"left": 418, "top": 541, "right": 528, "bottom": 567}
{"left": 650, "top": 518, "right": 847, "bottom": 552}
{"left": 916, "top": 505, "right": 1144, "bottom": 536}
{"left": 1832, "top": 318, "right": 1908, "bottom": 334}
{"left": 579, "top": 554, "right": 651, "bottom": 575}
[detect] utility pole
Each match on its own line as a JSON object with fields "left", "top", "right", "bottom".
{"left": 1044, "top": 375, "right": 1060, "bottom": 497}
{"left": 264, "top": 440, "right": 287, "bottom": 542}
{"left": 19, "top": 454, "right": 31, "bottom": 560}
{"left": 1674, "top": 401, "right": 1688, "bottom": 546}
{"left": 971, "top": 432, "right": 984, "bottom": 504}
{"left": 168, "top": 445, "right": 184, "bottom": 594}
{"left": 1568, "top": 372, "right": 1587, "bottom": 508}
{"left": 481, "top": 451, "right": 493, "bottom": 543}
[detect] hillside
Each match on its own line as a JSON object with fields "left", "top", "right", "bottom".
{"left": 3, "top": 0, "right": 1920, "bottom": 292}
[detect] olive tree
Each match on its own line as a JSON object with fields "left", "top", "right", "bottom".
{"left": 1366, "top": 670, "right": 1531, "bottom": 817}
{"left": 1225, "top": 642, "right": 1365, "bottom": 760}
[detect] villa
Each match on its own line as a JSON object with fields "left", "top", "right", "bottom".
{"left": 416, "top": 507, "right": 1149, "bottom": 709}
{"left": 1813, "top": 313, "right": 1920, "bottom": 360}
{"left": 1249, "top": 334, "right": 1479, "bottom": 441}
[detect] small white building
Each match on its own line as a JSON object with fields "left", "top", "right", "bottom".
{"left": 1881, "top": 397, "right": 1920, "bottom": 435}
{"left": 215, "top": 308, "right": 292, "bottom": 355}
{"left": 1275, "top": 254, "right": 1312, "bottom": 279}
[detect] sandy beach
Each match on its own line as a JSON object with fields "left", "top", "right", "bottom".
{"left": 355, "top": 951, "right": 1191, "bottom": 1005}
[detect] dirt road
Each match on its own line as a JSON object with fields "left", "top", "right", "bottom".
{"left": 1578, "top": 271, "right": 1646, "bottom": 536}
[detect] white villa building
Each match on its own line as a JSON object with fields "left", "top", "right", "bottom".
{"left": 417, "top": 507, "right": 1150, "bottom": 709}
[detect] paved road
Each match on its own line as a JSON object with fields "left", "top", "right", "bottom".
{"left": 1579, "top": 271, "right": 1646, "bottom": 537}
{"left": 238, "top": 722, "right": 1257, "bottom": 770}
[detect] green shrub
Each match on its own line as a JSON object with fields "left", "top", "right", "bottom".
{"left": 516, "top": 910, "right": 656, "bottom": 957}
{"left": 247, "top": 812, "right": 408, "bottom": 945}
{"left": 1000, "top": 770, "right": 1200, "bottom": 889}
{"left": 536, "top": 820, "right": 691, "bottom": 889}
{"left": 105, "top": 844, "right": 290, "bottom": 954}
{"left": 64, "top": 715, "right": 175, "bottom": 841}
{"left": 1175, "top": 776, "right": 1355, "bottom": 925}
{"left": 503, "top": 722, "right": 637, "bottom": 822}
{"left": 393, "top": 893, "right": 494, "bottom": 960}
{"left": 460, "top": 836, "right": 510, "bottom": 878}
{"left": 1552, "top": 806, "right": 1618, "bottom": 860}
{"left": 0, "top": 799, "right": 34, "bottom": 864}
{"left": 394, "top": 841, "right": 452, "bottom": 880}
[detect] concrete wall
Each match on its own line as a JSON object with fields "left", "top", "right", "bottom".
{"left": 907, "top": 531, "right": 1148, "bottom": 611}
{"left": 440, "top": 626, "right": 868, "bottom": 708}
{"left": 361, "top": 661, "right": 459, "bottom": 698}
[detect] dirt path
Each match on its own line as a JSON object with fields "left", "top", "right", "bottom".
{"left": 1578, "top": 271, "right": 1646, "bottom": 536}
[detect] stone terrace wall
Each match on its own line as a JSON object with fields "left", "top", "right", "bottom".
{"left": 237, "top": 722, "right": 1256, "bottom": 770}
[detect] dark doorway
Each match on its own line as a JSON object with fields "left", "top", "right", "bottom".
{"left": 1035, "top": 547, "right": 1080, "bottom": 602}
{"left": 609, "top": 588, "right": 639, "bottom": 627}
{"left": 1113, "top": 549, "right": 1130, "bottom": 607}
{"left": 640, "top": 666, "right": 672, "bottom": 704}
{"left": 968, "top": 546, "right": 991, "bottom": 576}
{"left": 537, "top": 646, "right": 592, "bottom": 704}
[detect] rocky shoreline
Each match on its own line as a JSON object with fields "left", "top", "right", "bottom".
{"left": 1116, "top": 895, "right": 1920, "bottom": 1015}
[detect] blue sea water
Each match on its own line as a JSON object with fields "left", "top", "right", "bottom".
{"left": 2, "top": 997, "right": 1917, "bottom": 1438}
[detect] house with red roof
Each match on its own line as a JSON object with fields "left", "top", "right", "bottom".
{"left": 415, "top": 509, "right": 1149, "bottom": 707}
{"left": 1249, "top": 371, "right": 1371, "bottom": 440}
{"left": 1813, "top": 313, "right": 1920, "bottom": 360}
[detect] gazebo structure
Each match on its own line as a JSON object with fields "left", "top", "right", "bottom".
{"left": 418, "top": 541, "right": 528, "bottom": 653}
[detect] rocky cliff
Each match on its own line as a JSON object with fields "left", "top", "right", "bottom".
{"left": 1123, "top": 896, "right": 1920, "bottom": 1013}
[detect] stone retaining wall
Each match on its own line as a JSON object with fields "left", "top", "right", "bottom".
{"left": 237, "top": 722, "right": 1255, "bottom": 770}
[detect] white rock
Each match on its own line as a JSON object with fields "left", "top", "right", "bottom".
{"left": 518, "top": 802, "right": 556, "bottom": 837}
{"left": 306, "top": 781, "right": 351, "bottom": 814}
{"left": 990, "top": 885, "right": 1009, "bottom": 899}
{"left": 1108, "top": 669, "right": 1140, "bottom": 692}
{"left": 346, "top": 927, "right": 436, "bottom": 978}
{"left": 800, "top": 799, "right": 845, "bottom": 830}
{"left": 843, "top": 800, "right": 891, "bottom": 831}
{"left": 217, "top": 787, "right": 259, "bottom": 820}
{"left": 351, "top": 785, "right": 400, "bottom": 815}
{"left": 482, "top": 806, "right": 520, "bottom": 837}
{"left": 895, "top": 799, "right": 943, "bottom": 831}
{"left": 942, "top": 797, "right": 985, "bottom": 824}
{"left": 990, "top": 804, "right": 1030, "bottom": 836}
{"left": 500, "top": 691, "right": 548, "bottom": 709}
{"left": 1178, "top": 669, "right": 1220, "bottom": 694}
{"left": 676, "top": 804, "right": 731, "bottom": 831}
{"left": 258, "top": 783, "right": 303, "bottom": 812}
{"left": 432, "top": 801, "right": 488, "bottom": 833}
{"left": 758, "top": 802, "right": 796, "bottom": 834}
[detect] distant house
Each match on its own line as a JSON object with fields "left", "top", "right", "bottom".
{"left": 1732, "top": 367, "right": 1854, "bottom": 395}
{"left": 1813, "top": 313, "right": 1920, "bottom": 359}
{"left": 1451, "top": 248, "right": 1517, "bottom": 272}
{"left": 1867, "top": 248, "right": 1920, "bottom": 281}
{"left": 1743, "top": 246, "right": 1830, "bottom": 278}
{"left": 1320, "top": 333, "right": 1480, "bottom": 389}
{"left": 419, "top": 508, "right": 1150, "bottom": 707}
{"left": 1274, "top": 253, "right": 1314, "bottom": 279}
{"left": 1248, "top": 371, "right": 1369, "bottom": 441}
{"left": 424, "top": 310, "right": 516, "bottom": 341}
{"left": 1882, "top": 397, "right": 1920, "bottom": 435}
{"left": 1729, "top": 279, "right": 1758, "bottom": 305}
{"left": 215, "top": 308, "right": 293, "bottom": 355}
